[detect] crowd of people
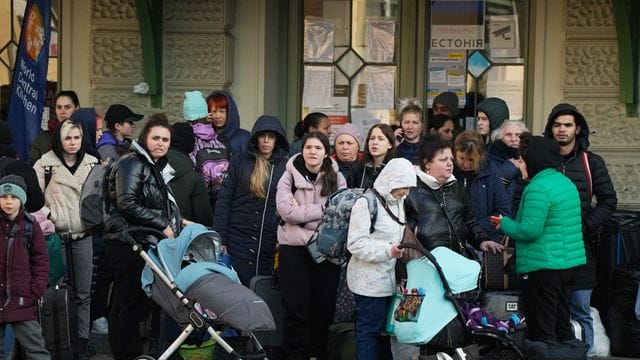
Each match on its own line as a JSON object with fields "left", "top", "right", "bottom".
{"left": 0, "top": 89, "right": 616, "bottom": 360}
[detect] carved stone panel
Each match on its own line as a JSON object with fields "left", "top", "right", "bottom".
{"left": 91, "top": 90, "right": 149, "bottom": 116}
{"left": 91, "top": 34, "right": 144, "bottom": 80}
{"left": 570, "top": 102, "right": 640, "bottom": 149}
{"left": 565, "top": 0, "right": 614, "bottom": 30}
{"left": 164, "top": 34, "right": 232, "bottom": 84}
{"left": 606, "top": 160, "right": 640, "bottom": 209}
{"left": 164, "top": 0, "right": 226, "bottom": 24}
{"left": 161, "top": 91, "right": 189, "bottom": 122}
{"left": 93, "top": 0, "right": 137, "bottom": 21}
{"left": 564, "top": 42, "right": 619, "bottom": 89}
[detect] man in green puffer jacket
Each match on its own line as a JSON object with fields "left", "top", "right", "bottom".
{"left": 499, "top": 134, "right": 586, "bottom": 344}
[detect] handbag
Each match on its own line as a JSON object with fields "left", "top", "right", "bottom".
{"left": 483, "top": 236, "right": 520, "bottom": 290}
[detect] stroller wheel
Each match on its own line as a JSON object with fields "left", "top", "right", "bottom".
{"left": 134, "top": 356, "right": 156, "bottom": 360}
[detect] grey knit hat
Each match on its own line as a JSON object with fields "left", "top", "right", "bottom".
{"left": 433, "top": 92, "right": 459, "bottom": 118}
{"left": 0, "top": 174, "right": 27, "bottom": 206}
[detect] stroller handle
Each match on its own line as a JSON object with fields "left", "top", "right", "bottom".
{"left": 397, "top": 243, "right": 455, "bottom": 296}
{"left": 120, "top": 226, "right": 167, "bottom": 246}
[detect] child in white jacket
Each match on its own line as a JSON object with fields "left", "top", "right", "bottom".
{"left": 347, "top": 158, "right": 416, "bottom": 360}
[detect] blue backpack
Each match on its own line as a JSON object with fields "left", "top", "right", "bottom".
{"left": 310, "top": 188, "right": 378, "bottom": 264}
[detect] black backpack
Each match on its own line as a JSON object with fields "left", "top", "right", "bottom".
{"left": 79, "top": 159, "right": 113, "bottom": 235}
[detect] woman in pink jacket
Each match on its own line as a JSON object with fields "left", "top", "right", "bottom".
{"left": 276, "top": 132, "right": 346, "bottom": 360}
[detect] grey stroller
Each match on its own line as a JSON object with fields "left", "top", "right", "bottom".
{"left": 121, "top": 223, "right": 275, "bottom": 360}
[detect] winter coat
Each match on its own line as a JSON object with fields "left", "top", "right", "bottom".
{"left": 0, "top": 155, "right": 44, "bottom": 212}
{"left": 396, "top": 141, "right": 421, "bottom": 165}
{"left": 206, "top": 90, "right": 250, "bottom": 154}
{"left": 0, "top": 213, "right": 49, "bottom": 323}
{"left": 543, "top": 103, "right": 617, "bottom": 289}
{"left": 213, "top": 115, "right": 289, "bottom": 285}
{"left": 28, "top": 130, "right": 53, "bottom": 165}
{"left": 405, "top": 168, "right": 491, "bottom": 251}
{"left": 454, "top": 163, "right": 511, "bottom": 242}
{"left": 96, "top": 131, "right": 131, "bottom": 161}
{"left": 330, "top": 153, "right": 362, "bottom": 182}
{"left": 347, "top": 158, "right": 416, "bottom": 297}
{"left": 104, "top": 141, "right": 181, "bottom": 243}
{"left": 34, "top": 150, "right": 98, "bottom": 239}
{"left": 167, "top": 149, "right": 212, "bottom": 226}
{"left": 501, "top": 168, "right": 586, "bottom": 275}
{"left": 348, "top": 161, "right": 387, "bottom": 189}
{"left": 486, "top": 141, "right": 521, "bottom": 213}
{"left": 276, "top": 154, "right": 346, "bottom": 247}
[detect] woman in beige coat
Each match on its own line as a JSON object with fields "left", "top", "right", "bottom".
{"left": 33, "top": 119, "right": 98, "bottom": 359}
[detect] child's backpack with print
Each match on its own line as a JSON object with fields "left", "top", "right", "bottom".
{"left": 194, "top": 141, "right": 230, "bottom": 199}
{"left": 312, "top": 188, "right": 378, "bottom": 264}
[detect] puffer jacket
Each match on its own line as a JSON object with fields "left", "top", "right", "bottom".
{"left": 104, "top": 141, "right": 180, "bottom": 243}
{"left": 501, "top": 168, "right": 586, "bottom": 274}
{"left": 34, "top": 150, "right": 97, "bottom": 238}
{"left": 347, "top": 158, "right": 416, "bottom": 297}
{"left": 543, "top": 103, "right": 617, "bottom": 289}
{"left": 0, "top": 213, "right": 49, "bottom": 323}
{"left": 454, "top": 162, "right": 511, "bottom": 242}
{"left": 213, "top": 115, "right": 289, "bottom": 285}
{"left": 405, "top": 167, "right": 490, "bottom": 251}
{"left": 276, "top": 154, "right": 346, "bottom": 247}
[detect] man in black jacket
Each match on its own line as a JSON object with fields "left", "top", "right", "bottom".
{"left": 544, "top": 103, "right": 617, "bottom": 356}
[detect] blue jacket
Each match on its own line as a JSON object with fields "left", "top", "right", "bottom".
{"left": 206, "top": 90, "right": 250, "bottom": 154}
{"left": 454, "top": 163, "right": 511, "bottom": 242}
{"left": 212, "top": 115, "right": 289, "bottom": 285}
{"left": 486, "top": 141, "right": 521, "bottom": 213}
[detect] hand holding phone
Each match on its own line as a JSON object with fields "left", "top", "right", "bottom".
{"left": 490, "top": 215, "right": 501, "bottom": 226}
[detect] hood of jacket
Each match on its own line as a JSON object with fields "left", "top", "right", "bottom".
{"left": 247, "top": 115, "right": 290, "bottom": 158}
{"left": 373, "top": 158, "right": 416, "bottom": 202}
{"left": 415, "top": 165, "right": 456, "bottom": 190}
{"left": 522, "top": 136, "right": 562, "bottom": 179}
{"left": 544, "top": 103, "right": 590, "bottom": 151}
{"left": 206, "top": 90, "right": 241, "bottom": 139}
{"left": 167, "top": 148, "right": 193, "bottom": 178}
{"left": 477, "top": 97, "right": 509, "bottom": 132}
{"left": 96, "top": 130, "right": 122, "bottom": 148}
{"left": 70, "top": 108, "right": 100, "bottom": 159}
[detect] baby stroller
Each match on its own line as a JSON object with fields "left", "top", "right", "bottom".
{"left": 389, "top": 243, "right": 524, "bottom": 360}
{"left": 121, "top": 223, "right": 275, "bottom": 360}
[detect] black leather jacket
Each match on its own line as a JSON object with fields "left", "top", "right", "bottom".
{"left": 104, "top": 143, "right": 179, "bottom": 243}
{"left": 405, "top": 177, "right": 490, "bottom": 251}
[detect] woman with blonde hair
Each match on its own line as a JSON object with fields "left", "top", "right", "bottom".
{"left": 33, "top": 119, "right": 99, "bottom": 359}
{"left": 394, "top": 98, "right": 424, "bottom": 164}
{"left": 213, "top": 115, "right": 289, "bottom": 285}
{"left": 453, "top": 130, "right": 511, "bottom": 241}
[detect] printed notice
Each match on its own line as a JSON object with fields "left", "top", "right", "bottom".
{"left": 366, "top": 66, "right": 395, "bottom": 109}
{"left": 303, "top": 66, "right": 333, "bottom": 108}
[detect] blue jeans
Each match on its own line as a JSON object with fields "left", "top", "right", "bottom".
{"left": 354, "top": 294, "right": 389, "bottom": 360}
{"left": 570, "top": 289, "right": 594, "bottom": 355}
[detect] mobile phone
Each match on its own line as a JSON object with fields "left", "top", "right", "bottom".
{"left": 490, "top": 215, "right": 501, "bottom": 226}
{"left": 396, "top": 132, "right": 404, "bottom": 142}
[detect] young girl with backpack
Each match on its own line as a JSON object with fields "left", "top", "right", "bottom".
{"left": 276, "top": 132, "right": 346, "bottom": 359}
{"left": 213, "top": 115, "right": 289, "bottom": 286}
{"left": 183, "top": 91, "right": 231, "bottom": 221}
{"left": 347, "top": 158, "right": 416, "bottom": 360}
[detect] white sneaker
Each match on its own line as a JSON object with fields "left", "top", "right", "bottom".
{"left": 91, "top": 317, "right": 109, "bottom": 335}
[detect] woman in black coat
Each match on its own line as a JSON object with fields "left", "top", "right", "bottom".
{"left": 405, "top": 134, "right": 503, "bottom": 254}
{"left": 213, "top": 115, "right": 289, "bottom": 285}
{"left": 104, "top": 114, "right": 181, "bottom": 360}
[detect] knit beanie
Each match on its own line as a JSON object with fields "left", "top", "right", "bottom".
{"left": 0, "top": 121, "right": 13, "bottom": 145}
{"left": 0, "top": 174, "right": 27, "bottom": 206}
{"left": 334, "top": 123, "right": 363, "bottom": 149}
{"left": 183, "top": 91, "right": 209, "bottom": 121}
{"left": 433, "top": 92, "right": 459, "bottom": 118}
{"left": 171, "top": 122, "right": 196, "bottom": 154}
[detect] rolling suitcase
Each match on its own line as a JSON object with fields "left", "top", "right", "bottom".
{"left": 249, "top": 275, "right": 285, "bottom": 349}
{"left": 38, "top": 233, "right": 79, "bottom": 360}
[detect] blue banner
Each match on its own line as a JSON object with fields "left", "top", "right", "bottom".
{"left": 7, "top": 0, "right": 51, "bottom": 161}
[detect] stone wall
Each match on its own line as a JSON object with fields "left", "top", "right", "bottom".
{"left": 563, "top": 0, "right": 639, "bottom": 209}
{"left": 89, "top": 0, "right": 233, "bottom": 120}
